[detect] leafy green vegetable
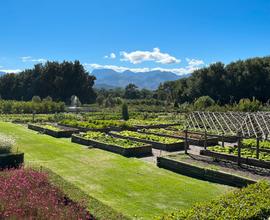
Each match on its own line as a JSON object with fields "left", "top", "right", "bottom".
{"left": 81, "top": 131, "right": 147, "bottom": 148}
{"left": 242, "top": 138, "right": 270, "bottom": 150}
{"left": 118, "top": 131, "right": 183, "bottom": 144}
{"left": 208, "top": 145, "right": 270, "bottom": 161}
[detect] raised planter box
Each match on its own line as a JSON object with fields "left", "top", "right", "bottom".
{"left": 57, "top": 123, "right": 108, "bottom": 132}
{"left": 157, "top": 156, "right": 256, "bottom": 187}
{"left": 200, "top": 149, "right": 270, "bottom": 169}
{"left": 71, "top": 135, "right": 152, "bottom": 157}
{"left": 133, "top": 123, "right": 180, "bottom": 130}
{"left": 109, "top": 132, "right": 185, "bottom": 152}
{"left": 0, "top": 153, "right": 24, "bottom": 169}
{"left": 221, "top": 136, "right": 238, "bottom": 143}
{"left": 28, "top": 124, "right": 79, "bottom": 138}
{"left": 57, "top": 123, "right": 128, "bottom": 133}
{"left": 137, "top": 130, "right": 218, "bottom": 147}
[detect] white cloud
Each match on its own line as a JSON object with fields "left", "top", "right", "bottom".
{"left": 120, "top": 48, "right": 181, "bottom": 64}
{"left": 104, "top": 53, "right": 116, "bottom": 59}
{"left": 84, "top": 63, "right": 201, "bottom": 75}
{"left": 0, "top": 69, "right": 21, "bottom": 73}
{"left": 186, "top": 58, "right": 204, "bottom": 67}
{"left": 20, "top": 56, "right": 47, "bottom": 63}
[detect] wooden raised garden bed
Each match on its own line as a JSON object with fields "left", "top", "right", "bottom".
{"left": 133, "top": 123, "right": 181, "bottom": 130}
{"left": 71, "top": 134, "right": 152, "bottom": 157}
{"left": 57, "top": 123, "right": 126, "bottom": 133}
{"left": 138, "top": 130, "right": 218, "bottom": 147}
{"left": 109, "top": 132, "right": 185, "bottom": 152}
{"left": 157, "top": 156, "right": 256, "bottom": 187}
{"left": 28, "top": 124, "right": 79, "bottom": 138}
{"left": 200, "top": 149, "right": 270, "bottom": 169}
{"left": 0, "top": 152, "right": 24, "bottom": 169}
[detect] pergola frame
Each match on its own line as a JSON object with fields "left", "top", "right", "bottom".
{"left": 183, "top": 111, "right": 270, "bottom": 164}
{"left": 185, "top": 111, "right": 270, "bottom": 139}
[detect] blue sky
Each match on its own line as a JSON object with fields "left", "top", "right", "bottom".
{"left": 1, "top": 0, "right": 270, "bottom": 75}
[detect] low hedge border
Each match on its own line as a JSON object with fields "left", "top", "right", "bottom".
{"left": 71, "top": 135, "right": 152, "bottom": 158}
{"left": 28, "top": 123, "right": 79, "bottom": 138}
{"left": 157, "top": 156, "right": 256, "bottom": 187}
{"left": 200, "top": 149, "right": 270, "bottom": 169}
{"left": 109, "top": 132, "right": 185, "bottom": 152}
{"left": 0, "top": 152, "right": 24, "bottom": 169}
{"left": 137, "top": 130, "right": 218, "bottom": 147}
{"left": 156, "top": 181, "right": 270, "bottom": 220}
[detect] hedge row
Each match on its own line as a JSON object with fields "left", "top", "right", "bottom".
{"left": 0, "top": 100, "right": 65, "bottom": 114}
{"left": 157, "top": 181, "right": 270, "bottom": 220}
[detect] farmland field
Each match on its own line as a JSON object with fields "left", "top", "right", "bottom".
{"left": 0, "top": 121, "right": 231, "bottom": 219}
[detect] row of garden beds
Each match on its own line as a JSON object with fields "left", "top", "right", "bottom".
{"left": 109, "top": 131, "right": 185, "bottom": 152}
{"left": 71, "top": 130, "right": 187, "bottom": 157}
{"left": 71, "top": 134, "right": 152, "bottom": 158}
{"left": 137, "top": 129, "right": 219, "bottom": 147}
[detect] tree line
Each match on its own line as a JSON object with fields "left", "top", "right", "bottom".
{"left": 156, "top": 56, "right": 270, "bottom": 105}
{"left": 0, "top": 61, "right": 96, "bottom": 103}
{"left": 1, "top": 56, "right": 270, "bottom": 108}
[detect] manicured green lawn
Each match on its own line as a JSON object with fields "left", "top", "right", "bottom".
{"left": 0, "top": 122, "right": 231, "bottom": 219}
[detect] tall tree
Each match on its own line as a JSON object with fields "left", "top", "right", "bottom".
{"left": 0, "top": 61, "right": 97, "bottom": 103}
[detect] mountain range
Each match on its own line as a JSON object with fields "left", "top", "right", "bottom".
{"left": 92, "top": 69, "right": 190, "bottom": 90}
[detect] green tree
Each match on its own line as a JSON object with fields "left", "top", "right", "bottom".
{"left": 96, "top": 95, "right": 105, "bottom": 106}
{"left": 122, "top": 102, "right": 129, "bottom": 121}
{"left": 124, "top": 84, "right": 140, "bottom": 99}
{"left": 0, "top": 61, "right": 97, "bottom": 103}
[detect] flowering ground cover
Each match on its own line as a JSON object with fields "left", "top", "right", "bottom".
{"left": 0, "top": 168, "right": 93, "bottom": 219}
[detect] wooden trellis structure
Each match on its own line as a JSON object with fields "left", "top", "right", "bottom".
{"left": 184, "top": 111, "right": 270, "bottom": 165}
{"left": 186, "top": 111, "right": 270, "bottom": 139}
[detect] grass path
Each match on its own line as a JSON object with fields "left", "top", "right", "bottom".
{"left": 0, "top": 122, "right": 231, "bottom": 219}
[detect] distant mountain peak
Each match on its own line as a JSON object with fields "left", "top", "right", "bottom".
{"left": 91, "top": 69, "right": 190, "bottom": 90}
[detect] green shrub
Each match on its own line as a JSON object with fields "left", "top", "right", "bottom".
{"left": 236, "top": 98, "right": 262, "bottom": 112}
{"left": 0, "top": 134, "right": 15, "bottom": 154}
{"left": 157, "top": 181, "right": 270, "bottom": 220}
{"left": 194, "top": 96, "right": 215, "bottom": 110}
{"left": 32, "top": 96, "right": 41, "bottom": 103}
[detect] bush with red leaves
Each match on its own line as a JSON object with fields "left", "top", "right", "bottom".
{"left": 0, "top": 168, "right": 94, "bottom": 220}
